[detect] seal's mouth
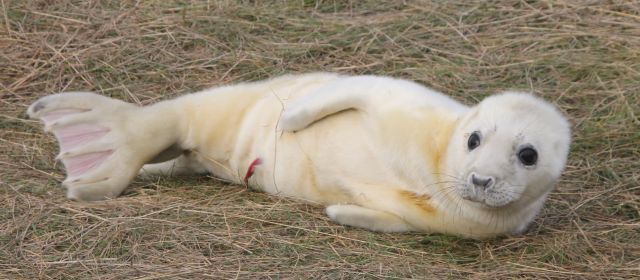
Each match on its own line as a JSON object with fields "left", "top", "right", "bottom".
{"left": 459, "top": 188, "right": 493, "bottom": 208}
{"left": 463, "top": 195, "right": 503, "bottom": 208}
{"left": 457, "top": 182, "right": 518, "bottom": 208}
{"left": 463, "top": 193, "right": 490, "bottom": 205}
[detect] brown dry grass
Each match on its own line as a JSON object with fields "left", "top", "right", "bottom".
{"left": 1, "top": 0, "right": 639, "bottom": 279}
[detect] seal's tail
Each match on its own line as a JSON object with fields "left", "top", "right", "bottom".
{"left": 28, "top": 92, "right": 185, "bottom": 201}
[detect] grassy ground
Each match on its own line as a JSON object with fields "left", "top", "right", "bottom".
{"left": 1, "top": 0, "right": 639, "bottom": 279}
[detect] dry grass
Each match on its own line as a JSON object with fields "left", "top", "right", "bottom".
{"left": 1, "top": 0, "right": 639, "bottom": 279}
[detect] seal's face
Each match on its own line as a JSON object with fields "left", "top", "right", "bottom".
{"left": 449, "top": 92, "right": 571, "bottom": 208}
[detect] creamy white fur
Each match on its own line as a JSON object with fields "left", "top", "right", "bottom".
{"left": 28, "top": 73, "right": 571, "bottom": 238}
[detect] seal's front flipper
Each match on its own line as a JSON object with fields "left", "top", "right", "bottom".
{"left": 325, "top": 204, "right": 414, "bottom": 232}
{"left": 280, "top": 78, "right": 371, "bottom": 132}
{"left": 28, "top": 92, "right": 185, "bottom": 201}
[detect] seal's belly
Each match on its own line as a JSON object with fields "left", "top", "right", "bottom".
{"left": 236, "top": 95, "right": 379, "bottom": 204}
{"left": 259, "top": 109, "right": 386, "bottom": 204}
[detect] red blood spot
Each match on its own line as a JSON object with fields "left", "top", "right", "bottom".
{"left": 243, "top": 158, "right": 263, "bottom": 184}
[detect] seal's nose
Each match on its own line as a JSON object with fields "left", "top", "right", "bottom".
{"left": 471, "top": 173, "right": 494, "bottom": 189}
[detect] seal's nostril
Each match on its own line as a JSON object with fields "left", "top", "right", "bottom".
{"left": 471, "top": 174, "right": 493, "bottom": 188}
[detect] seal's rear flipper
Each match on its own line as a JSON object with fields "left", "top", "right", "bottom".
{"left": 28, "top": 92, "right": 185, "bottom": 201}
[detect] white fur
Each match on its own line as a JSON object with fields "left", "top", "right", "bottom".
{"left": 28, "top": 73, "right": 571, "bottom": 238}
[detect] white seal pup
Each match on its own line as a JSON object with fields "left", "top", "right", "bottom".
{"left": 27, "top": 73, "right": 571, "bottom": 239}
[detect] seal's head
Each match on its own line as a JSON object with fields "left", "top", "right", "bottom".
{"left": 446, "top": 92, "right": 571, "bottom": 209}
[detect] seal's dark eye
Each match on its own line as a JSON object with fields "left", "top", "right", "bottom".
{"left": 518, "top": 147, "right": 538, "bottom": 166}
{"left": 467, "top": 131, "right": 481, "bottom": 151}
